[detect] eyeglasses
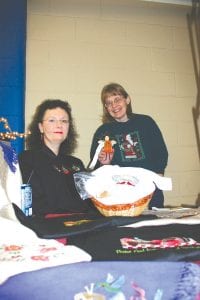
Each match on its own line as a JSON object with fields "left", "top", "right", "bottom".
{"left": 42, "top": 118, "right": 69, "bottom": 125}
{"left": 104, "top": 96, "right": 124, "bottom": 109}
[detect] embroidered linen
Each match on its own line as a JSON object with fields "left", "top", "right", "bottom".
{"left": 78, "top": 165, "right": 172, "bottom": 205}
{"left": 0, "top": 216, "right": 91, "bottom": 284}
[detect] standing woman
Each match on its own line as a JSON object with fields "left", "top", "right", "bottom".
{"left": 90, "top": 83, "right": 168, "bottom": 209}
{"left": 19, "top": 99, "right": 96, "bottom": 217}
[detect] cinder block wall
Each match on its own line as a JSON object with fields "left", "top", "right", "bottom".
{"left": 25, "top": 0, "right": 200, "bottom": 207}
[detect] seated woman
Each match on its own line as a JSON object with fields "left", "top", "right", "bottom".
{"left": 18, "top": 99, "right": 98, "bottom": 217}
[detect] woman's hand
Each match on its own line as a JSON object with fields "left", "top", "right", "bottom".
{"left": 98, "top": 148, "right": 114, "bottom": 165}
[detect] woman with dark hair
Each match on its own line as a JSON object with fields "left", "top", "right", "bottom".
{"left": 19, "top": 99, "right": 96, "bottom": 217}
{"left": 90, "top": 83, "right": 168, "bottom": 209}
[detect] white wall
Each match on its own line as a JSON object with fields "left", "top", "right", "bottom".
{"left": 25, "top": 0, "right": 200, "bottom": 207}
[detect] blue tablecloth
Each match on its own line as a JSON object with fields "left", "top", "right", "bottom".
{"left": 0, "top": 261, "right": 200, "bottom": 299}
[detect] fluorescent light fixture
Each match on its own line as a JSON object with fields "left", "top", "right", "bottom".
{"left": 141, "top": 0, "right": 192, "bottom": 5}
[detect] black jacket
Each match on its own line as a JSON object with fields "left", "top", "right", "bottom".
{"left": 18, "top": 145, "right": 96, "bottom": 216}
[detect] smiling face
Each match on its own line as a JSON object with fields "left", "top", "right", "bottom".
{"left": 38, "top": 107, "right": 69, "bottom": 151}
{"left": 104, "top": 94, "right": 130, "bottom": 122}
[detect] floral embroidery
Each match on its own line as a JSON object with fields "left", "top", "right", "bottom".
{"left": 53, "top": 164, "right": 81, "bottom": 175}
{"left": 4, "top": 245, "right": 23, "bottom": 251}
{"left": 0, "top": 243, "right": 66, "bottom": 262}
{"left": 31, "top": 255, "right": 49, "bottom": 261}
{"left": 71, "top": 164, "right": 81, "bottom": 172}
{"left": 0, "top": 244, "right": 24, "bottom": 262}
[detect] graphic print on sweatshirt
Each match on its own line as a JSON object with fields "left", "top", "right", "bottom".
{"left": 116, "top": 131, "right": 145, "bottom": 162}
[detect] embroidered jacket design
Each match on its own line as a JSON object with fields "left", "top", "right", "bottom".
{"left": 116, "top": 131, "right": 145, "bottom": 162}
{"left": 53, "top": 164, "right": 81, "bottom": 175}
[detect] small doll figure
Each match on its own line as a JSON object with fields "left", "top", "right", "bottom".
{"left": 103, "top": 136, "right": 115, "bottom": 154}
{"left": 88, "top": 136, "right": 116, "bottom": 170}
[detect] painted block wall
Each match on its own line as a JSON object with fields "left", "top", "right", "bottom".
{"left": 25, "top": 0, "right": 200, "bottom": 207}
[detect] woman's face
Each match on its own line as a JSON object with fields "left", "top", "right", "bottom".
{"left": 104, "top": 94, "right": 130, "bottom": 122}
{"left": 38, "top": 107, "right": 69, "bottom": 147}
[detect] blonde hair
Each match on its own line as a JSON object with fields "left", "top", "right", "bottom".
{"left": 101, "top": 83, "right": 133, "bottom": 123}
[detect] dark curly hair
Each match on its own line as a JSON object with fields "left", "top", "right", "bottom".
{"left": 101, "top": 83, "right": 133, "bottom": 123}
{"left": 25, "top": 99, "right": 78, "bottom": 154}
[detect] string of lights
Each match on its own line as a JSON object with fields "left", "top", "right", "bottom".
{"left": 0, "top": 117, "right": 30, "bottom": 140}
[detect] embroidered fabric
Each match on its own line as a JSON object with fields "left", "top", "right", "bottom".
{"left": 0, "top": 142, "right": 22, "bottom": 210}
{"left": 172, "top": 262, "right": 200, "bottom": 299}
{"left": 0, "top": 141, "right": 18, "bottom": 173}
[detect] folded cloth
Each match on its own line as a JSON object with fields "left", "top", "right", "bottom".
{"left": 0, "top": 216, "right": 91, "bottom": 284}
{"left": 69, "top": 222, "right": 200, "bottom": 262}
{"left": 12, "top": 203, "right": 157, "bottom": 239}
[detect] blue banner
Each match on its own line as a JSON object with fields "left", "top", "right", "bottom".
{"left": 0, "top": 0, "right": 27, "bottom": 153}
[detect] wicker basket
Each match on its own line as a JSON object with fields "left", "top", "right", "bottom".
{"left": 91, "top": 193, "right": 153, "bottom": 217}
